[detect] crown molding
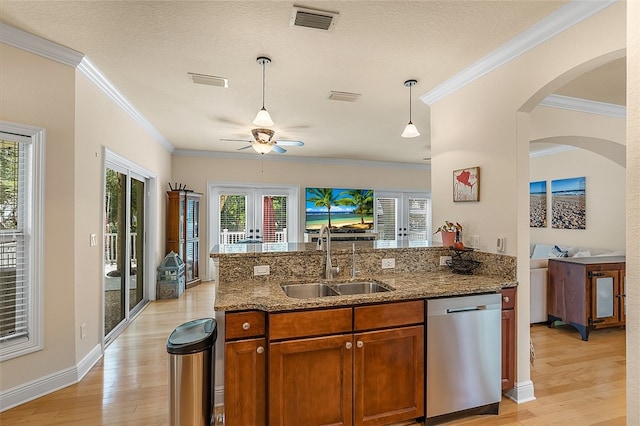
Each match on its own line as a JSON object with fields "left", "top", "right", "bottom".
{"left": 529, "top": 144, "right": 577, "bottom": 158}
{"left": 0, "top": 22, "right": 84, "bottom": 67}
{"left": 1, "top": 23, "right": 174, "bottom": 153}
{"left": 538, "top": 94, "right": 626, "bottom": 118}
{"left": 420, "top": 0, "right": 618, "bottom": 105}
{"left": 78, "top": 58, "right": 174, "bottom": 152}
{"left": 173, "top": 149, "right": 431, "bottom": 170}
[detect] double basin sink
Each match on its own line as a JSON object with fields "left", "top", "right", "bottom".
{"left": 281, "top": 280, "right": 393, "bottom": 299}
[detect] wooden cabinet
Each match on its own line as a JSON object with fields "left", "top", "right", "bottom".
{"left": 548, "top": 256, "right": 625, "bottom": 341}
{"left": 166, "top": 190, "right": 201, "bottom": 287}
{"left": 501, "top": 287, "right": 516, "bottom": 391}
{"left": 224, "top": 311, "right": 266, "bottom": 425}
{"left": 268, "top": 300, "right": 424, "bottom": 426}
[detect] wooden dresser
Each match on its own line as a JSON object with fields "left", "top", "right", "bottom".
{"left": 547, "top": 256, "right": 625, "bottom": 341}
{"left": 166, "top": 190, "right": 202, "bottom": 288}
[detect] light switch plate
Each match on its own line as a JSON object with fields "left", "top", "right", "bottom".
{"left": 254, "top": 265, "right": 270, "bottom": 276}
{"left": 381, "top": 258, "right": 395, "bottom": 269}
{"left": 90, "top": 234, "right": 98, "bottom": 247}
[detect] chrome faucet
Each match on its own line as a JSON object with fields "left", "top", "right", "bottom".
{"left": 318, "top": 225, "right": 339, "bottom": 279}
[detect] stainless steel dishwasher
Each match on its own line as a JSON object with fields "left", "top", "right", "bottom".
{"left": 426, "top": 293, "right": 502, "bottom": 420}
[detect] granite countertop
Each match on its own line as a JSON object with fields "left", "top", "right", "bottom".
{"left": 214, "top": 271, "right": 517, "bottom": 312}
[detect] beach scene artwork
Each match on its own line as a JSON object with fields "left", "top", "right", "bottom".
{"left": 305, "top": 187, "right": 374, "bottom": 232}
{"left": 551, "top": 177, "right": 586, "bottom": 229}
{"left": 530, "top": 180, "right": 547, "bottom": 228}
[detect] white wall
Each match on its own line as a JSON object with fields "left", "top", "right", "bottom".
{"left": 429, "top": 1, "right": 626, "bottom": 404}
{"left": 529, "top": 148, "right": 625, "bottom": 251}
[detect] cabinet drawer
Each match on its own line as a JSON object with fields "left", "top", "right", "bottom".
{"left": 269, "top": 308, "right": 352, "bottom": 340}
{"left": 226, "top": 311, "right": 266, "bottom": 340}
{"left": 354, "top": 300, "right": 424, "bottom": 331}
{"left": 501, "top": 288, "right": 516, "bottom": 310}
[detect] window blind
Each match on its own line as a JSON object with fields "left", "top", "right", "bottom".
{"left": 376, "top": 198, "right": 397, "bottom": 241}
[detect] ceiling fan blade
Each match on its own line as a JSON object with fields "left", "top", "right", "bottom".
{"left": 272, "top": 145, "right": 287, "bottom": 154}
{"left": 237, "top": 145, "right": 253, "bottom": 151}
{"left": 275, "top": 140, "right": 305, "bottom": 146}
{"left": 221, "top": 138, "right": 252, "bottom": 143}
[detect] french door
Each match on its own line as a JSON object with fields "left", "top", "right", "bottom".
{"left": 375, "top": 192, "right": 431, "bottom": 241}
{"left": 211, "top": 186, "right": 297, "bottom": 246}
{"left": 104, "top": 163, "right": 148, "bottom": 345}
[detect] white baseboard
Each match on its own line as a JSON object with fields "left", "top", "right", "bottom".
{"left": 0, "top": 344, "right": 102, "bottom": 412}
{"left": 505, "top": 379, "right": 536, "bottom": 404}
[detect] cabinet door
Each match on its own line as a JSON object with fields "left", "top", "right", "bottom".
{"left": 269, "top": 334, "right": 353, "bottom": 426}
{"left": 590, "top": 271, "right": 620, "bottom": 326}
{"left": 501, "top": 308, "right": 516, "bottom": 390}
{"left": 225, "top": 338, "right": 266, "bottom": 426}
{"left": 353, "top": 326, "right": 424, "bottom": 425}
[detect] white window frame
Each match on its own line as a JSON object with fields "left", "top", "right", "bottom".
{"left": 374, "top": 191, "right": 431, "bottom": 241}
{"left": 0, "top": 121, "right": 45, "bottom": 361}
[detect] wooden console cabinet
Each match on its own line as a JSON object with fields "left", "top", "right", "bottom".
{"left": 166, "top": 190, "right": 201, "bottom": 287}
{"left": 547, "top": 256, "right": 625, "bottom": 341}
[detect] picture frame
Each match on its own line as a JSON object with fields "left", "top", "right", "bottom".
{"left": 529, "top": 180, "right": 547, "bottom": 228}
{"left": 453, "top": 167, "right": 480, "bottom": 202}
{"left": 551, "top": 177, "right": 586, "bottom": 229}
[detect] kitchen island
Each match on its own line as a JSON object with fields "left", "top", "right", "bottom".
{"left": 212, "top": 243, "right": 517, "bottom": 425}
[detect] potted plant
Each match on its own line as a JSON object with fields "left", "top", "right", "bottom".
{"left": 434, "top": 221, "right": 462, "bottom": 247}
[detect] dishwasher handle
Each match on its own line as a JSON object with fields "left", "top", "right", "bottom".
{"left": 446, "top": 305, "right": 488, "bottom": 314}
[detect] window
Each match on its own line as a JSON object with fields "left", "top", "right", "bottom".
{"left": 375, "top": 192, "right": 431, "bottom": 241}
{"left": 0, "top": 122, "right": 44, "bottom": 361}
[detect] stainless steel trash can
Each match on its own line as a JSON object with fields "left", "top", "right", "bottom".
{"left": 167, "top": 318, "right": 217, "bottom": 426}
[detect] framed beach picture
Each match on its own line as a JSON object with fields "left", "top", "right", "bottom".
{"left": 305, "top": 187, "right": 374, "bottom": 232}
{"left": 551, "top": 177, "right": 586, "bottom": 229}
{"left": 453, "top": 167, "right": 480, "bottom": 202}
{"left": 530, "top": 180, "right": 547, "bottom": 228}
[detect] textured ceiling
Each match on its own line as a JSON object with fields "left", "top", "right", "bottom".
{"left": 0, "top": 1, "right": 625, "bottom": 164}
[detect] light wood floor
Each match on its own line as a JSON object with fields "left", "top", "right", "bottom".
{"left": 0, "top": 282, "right": 626, "bottom": 425}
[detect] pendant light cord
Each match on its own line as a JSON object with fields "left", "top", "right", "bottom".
{"left": 261, "top": 62, "right": 266, "bottom": 109}
{"left": 408, "top": 83, "right": 412, "bottom": 123}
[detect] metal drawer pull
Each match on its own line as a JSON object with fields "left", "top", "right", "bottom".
{"left": 242, "top": 322, "right": 250, "bottom": 330}
{"left": 357, "top": 341, "right": 364, "bottom": 348}
{"left": 345, "top": 342, "right": 352, "bottom": 349}
{"left": 503, "top": 296, "right": 510, "bottom": 303}
{"left": 257, "top": 346, "right": 264, "bottom": 354}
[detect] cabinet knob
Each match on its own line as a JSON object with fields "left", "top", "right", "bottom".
{"left": 345, "top": 342, "right": 352, "bottom": 349}
{"left": 356, "top": 340, "right": 364, "bottom": 348}
{"left": 242, "top": 322, "right": 251, "bottom": 330}
{"left": 256, "top": 346, "right": 264, "bottom": 354}
{"left": 503, "top": 296, "right": 510, "bottom": 303}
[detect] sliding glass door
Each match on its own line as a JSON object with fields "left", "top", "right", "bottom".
{"left": 104, "top": 166, "right": 147, "bottom": 344}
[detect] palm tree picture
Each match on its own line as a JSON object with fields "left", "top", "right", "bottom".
{"left": 305, "top": 187, "right": 374, "bottom": 231}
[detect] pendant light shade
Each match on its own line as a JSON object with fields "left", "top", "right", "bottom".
{"left": 252, "top": 142, "right": 273, "bottom": 154}
{"left": 401, "top": 79, "right": 420, "bottom": 138}
{"left": 253, "top": 56, "right": 274, "bottom": 127}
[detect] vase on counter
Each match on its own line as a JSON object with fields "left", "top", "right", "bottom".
{"left": 441, "top": 231, "right": 456, "bottom": 247}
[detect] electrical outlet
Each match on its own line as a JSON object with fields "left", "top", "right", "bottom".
{"left": 253, "top": 265, "right": 270, "bottom": 276}
{"left": 467, "top": 235, "right": 480, "bottom": 249}
{"left": 81, "top": 323, "right": 86, "bottom": 339}
{"left": 90, "top": 234, "right": 97, "bottom": 247}
{"left": 381, "top": 258, "right": 395, "bottom": 269}
{"left": 439, "top": 256, "right": 452, "bottom": 266}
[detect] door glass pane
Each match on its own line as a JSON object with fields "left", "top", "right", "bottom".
{"left": 263, "top": 195, "right": 288, "bottom": 243}
{"left": 220, "top": 195, "right": 247, "bottom": 243}
{"left": 129, "top": 177, "right": 144, "bottom": 311}
{"left": 596, "top": 276, "right": 614, "bottom": 318}
{"left": 376, "top": 198, "right": 397, "bottom": 241}
{"left": 104, "top": 168, "right": 126, "bottom": 335}
{"left": 407, "top": 197, "right": 428, "bottom": 240}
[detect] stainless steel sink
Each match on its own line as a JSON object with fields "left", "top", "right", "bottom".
{"left": 281, "top": 283, "right": 340, "bottom": 299}
{"left": 333, "top": 281, "right": 392, "bottom": 295}
{"left": 281, "top": 280, "right": 392, "bottom": 298}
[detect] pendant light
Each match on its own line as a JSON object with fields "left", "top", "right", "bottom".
{"left": 253, "top": 56, "right": 274, "bottom": 127}
{"left": 401, "top": 79, "right": 420, "bottom": 138}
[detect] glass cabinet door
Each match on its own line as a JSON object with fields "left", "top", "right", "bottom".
{"left": 591, "top": 270, "right": 620, "bottom": 326}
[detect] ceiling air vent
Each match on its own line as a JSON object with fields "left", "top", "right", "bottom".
{"left": 188, "top": 72, "right": 228, "bottom": 88}
{"left": 291, "top": 6, "right": 339, "bottom": 31}
{"left": 328, "top": 91, "right": 361, "bottom": 102}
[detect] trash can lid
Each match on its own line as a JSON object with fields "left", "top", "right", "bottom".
{"left": 166, "top": 318, "right": 217, "bottom": 355}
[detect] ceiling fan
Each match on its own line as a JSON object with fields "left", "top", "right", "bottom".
{"left": 221, "top": 128, "right": 305, "bottom": 155}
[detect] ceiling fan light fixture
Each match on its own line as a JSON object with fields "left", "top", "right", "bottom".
{"left": 401, "top": 79, "right": 420, "bottom": 138}
{"left": 253, "top": 56, "right": 274, "bottom": 127}
{"left": 252, "top": 143, "right": 273, "bottom": 154}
